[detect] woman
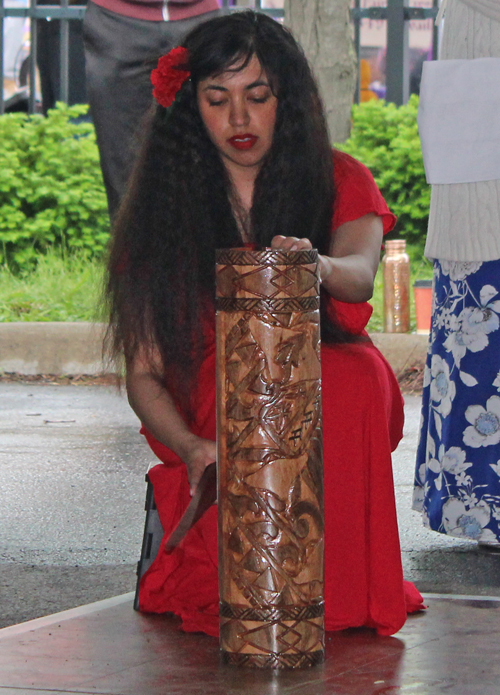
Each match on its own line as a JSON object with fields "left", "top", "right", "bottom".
{"left": 413, "top": 0, "right": 500, "bottom": 550}
{"left": 107, "top": 11, "right": 424, "bottom": 637}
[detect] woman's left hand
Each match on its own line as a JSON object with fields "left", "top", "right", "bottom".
{"left": 270, "top": 235, "right": 328, "bottom": 282}
{"left": 271, "top": 215, "right": 383, "bottom": 303}
{"left": 270, "top": 235, "right": 312, "bottom": 251}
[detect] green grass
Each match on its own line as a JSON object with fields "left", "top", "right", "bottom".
{"left": 367, "top": 244, "right": 434, "bottom": 333}
{"left": 0, "top": 252, "right": 105, "bottom": 322}
{"left": 0, "top": 244, "right": 433, "bottom": 328}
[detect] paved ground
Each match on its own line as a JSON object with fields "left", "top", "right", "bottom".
{"left": 0, "top": 382, "right": 498, "bottom": 630}
{"left": 0, "top": 383, "right": 151, "bottom": 628}
{"left": 395, "top": 398, "right": 500, "bottom": 596}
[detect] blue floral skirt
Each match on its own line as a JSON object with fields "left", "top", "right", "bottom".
{"left": 413, "top": 259, "right": 500, "bottom": 545}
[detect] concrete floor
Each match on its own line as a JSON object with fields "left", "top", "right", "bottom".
{"left": 1, "top": 382, "right": 498, "bottom": 630}
{"left": 1, "top": 592, "right": 500, "bottom": 694}
{"left": 0, "top": 382, "right": 152, "bottom": 628}
{"left": 1, "top": 382, "right": 500, "bottom": 693}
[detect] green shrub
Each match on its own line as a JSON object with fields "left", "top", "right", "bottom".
{"left": 0, "top": 99, "right": 429, "bottom": 272}
{"left": 337, "top": 95, "right": 430, "bottom": 251}
{"left": 0, "top": 103, "right": 109, "bottom": 270}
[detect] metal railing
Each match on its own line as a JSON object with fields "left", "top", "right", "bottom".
{"left": 220, "top": 0, "right": 283, "bottom": 16}
{"left": 352, "top": 0, "right": 440, "bottom": 105}
{"left": 0, "top": 0, "right": 86, "bottom": 113}
{"left": 0, "top": 0, "right": 439, "bottom": 115}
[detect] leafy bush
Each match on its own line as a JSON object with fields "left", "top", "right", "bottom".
{"left": 0, "top": 103, "right": 109, "bottom": 270}
{"left": 337, "top": 95, "right": 430, "bottom": 251}
{"left": 0, "top": 99, "right": 428, "bottom": 272}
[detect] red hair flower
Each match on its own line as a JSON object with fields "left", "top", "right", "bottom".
{"left": 151, "top": 46, "right": 190, "bottom": 109}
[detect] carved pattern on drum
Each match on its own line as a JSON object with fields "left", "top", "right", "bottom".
{"left": 215, "top": 297, "right": 320, "bottom": 313}
{"left": 219, "top": 600, "right": 324, "bottom": 621}
{"left": 216, "top": 248, "right": 324, "bottom": 669}
{"left": 221, "top": 649, "right": 325, "bottom": 669}
{"left": 216, "top": 248, "right": 318, "bottom": 267}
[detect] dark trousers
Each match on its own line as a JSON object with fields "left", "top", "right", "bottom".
{"left": 37, "top": 18, "right": 88, "bottom": 114}
{"left": 83, "top": 1, "right": 221, "bottom": 219}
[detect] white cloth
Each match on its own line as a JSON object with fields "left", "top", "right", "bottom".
{"left": 418, "top": 58, "right": 500, "bottom": 185}
{"left": 423, "top": 0, "right": 500, "bottom": 261}
{"left": 438, "top": 0, "right": 500, "bottom": 26}
{"left": 459, "top": 0, "right": 500, "bottom": 23}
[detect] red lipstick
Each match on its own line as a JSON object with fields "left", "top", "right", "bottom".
{"left": 228, "top": 134, "right": 258, "bottom": 150}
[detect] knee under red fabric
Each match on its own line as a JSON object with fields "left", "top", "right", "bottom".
{"left": 138, "top": 340, "right": 425, "bottom": 636}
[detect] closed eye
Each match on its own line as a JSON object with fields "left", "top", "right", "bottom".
{"left": 249, "top": 95, "right": 270, "bottom": 104}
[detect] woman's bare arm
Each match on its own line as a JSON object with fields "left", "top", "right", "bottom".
{"left": 126, "top": 214, "right": 382, "bottom": 489}
{"left": 126, "top": 350, "right": 216, "bottom": 495}
{"left": 271, "top": 213, "right": 383, "bottom": 303}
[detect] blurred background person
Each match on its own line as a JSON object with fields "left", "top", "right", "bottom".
{"left": 83, "top": 0, "right": 221, "bottom": 219}
{"left": 359, "top": 58, "right": 378, "bottom": 102}
{"left": 413, "top": 0, "right": 500, "bottom": 553}
{"left": 37, "top": 0, "right": 88, "bottom": 116}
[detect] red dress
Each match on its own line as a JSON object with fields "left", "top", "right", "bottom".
{"left": 138, "top": 151, "right": 425, "bottom": 637}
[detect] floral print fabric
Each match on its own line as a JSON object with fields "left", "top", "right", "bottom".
{"left": 413, "top": 259, "right": 500, "bottom": 545}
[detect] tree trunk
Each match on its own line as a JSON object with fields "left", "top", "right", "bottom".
{"left": 284, "top": 0, "right": 357, "bottom": 143}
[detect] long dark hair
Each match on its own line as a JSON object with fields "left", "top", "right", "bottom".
{"left": 107, "top": 11, "right": 351, "bottom": 415}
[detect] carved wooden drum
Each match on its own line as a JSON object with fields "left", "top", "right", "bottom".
{"left": 215, "top": 248, "right": 325, "bottom": 669}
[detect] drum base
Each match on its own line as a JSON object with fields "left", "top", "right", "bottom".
{"left": 220, "top": 648, "right": 325, "bottom": 669}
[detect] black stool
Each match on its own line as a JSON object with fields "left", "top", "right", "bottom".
{"left": 134, "top": 474, "right": 164, "bottom": 610}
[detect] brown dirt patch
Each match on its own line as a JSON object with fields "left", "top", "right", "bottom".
{"left": 0, "top": 372, "right": 120, "bottom": 387}
{"left": 1, "top": 367, "right": 425, "bottom": 394}
{"left": 397, "top": 364, "right": 425, "bottom": 395}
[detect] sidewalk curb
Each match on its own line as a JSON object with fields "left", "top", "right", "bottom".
{"left": 0, "top": 322, "right": 429, "bottom": 377}
{"left": 0, "top": 322, "right": 107, "bottom": 376}
{"left": 370, "top": 332, "right": 429, "bottom": 375}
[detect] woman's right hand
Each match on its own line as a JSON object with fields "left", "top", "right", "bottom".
{"left": 126, "top": 355, "right": 217, "bottom": 497}
{"left": 180, "top": 435, "right": 217, "bottom": 496}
